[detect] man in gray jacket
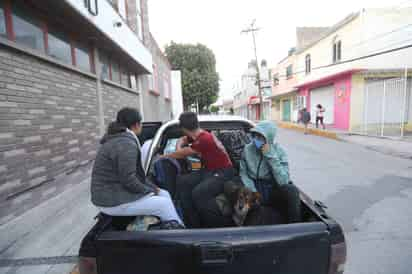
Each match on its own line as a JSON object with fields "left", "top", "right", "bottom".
{"left": 91, "top": 108, "right": 183, "bottom": 226}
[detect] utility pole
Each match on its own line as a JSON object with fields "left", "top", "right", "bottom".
{"left": 242, "top": 19, "right": 263, "bottom": 120}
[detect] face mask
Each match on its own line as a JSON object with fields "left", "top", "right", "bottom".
{"left": 253, "top": 138, "right": 265, "bottom": 149}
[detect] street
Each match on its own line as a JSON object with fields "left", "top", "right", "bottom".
{"left": 278, "top": 128, "right": 412, "bottom": 274}
{"left": 0, "top": 128, "right": 411, "bottom": 274}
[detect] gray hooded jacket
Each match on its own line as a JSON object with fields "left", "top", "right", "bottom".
{"left": 91, "top": 123, "right": 156, "bottom": 207}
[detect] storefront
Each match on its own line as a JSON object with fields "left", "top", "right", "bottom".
{"left": 297, "top": 70, "right": 357, "bottom": 130}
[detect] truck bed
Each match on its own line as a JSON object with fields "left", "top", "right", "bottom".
{"left": 96, "top": 222, "right": 330, "bottom": 274}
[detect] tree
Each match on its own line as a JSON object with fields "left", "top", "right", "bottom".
{"left": 165, "top": 42, "right": 220, "bottom": 111}
{"left": 210, "top": 105, "right": 219, "bottom": 114}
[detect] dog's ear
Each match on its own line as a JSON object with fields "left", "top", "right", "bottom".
{"left": 252, "top": 192, "right": 262, "bottom": 206}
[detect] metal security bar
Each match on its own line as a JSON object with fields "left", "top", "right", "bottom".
{"left": 362, "top": 69, "right": 411, "bottom": 138}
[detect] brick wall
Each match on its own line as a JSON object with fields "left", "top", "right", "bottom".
{"left": 0, "top": 45, "right": 99, "bottom": 223}
{"left": 102, "top": 82, "right": 141, "bottom": 126}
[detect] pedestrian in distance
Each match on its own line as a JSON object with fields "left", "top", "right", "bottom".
{"left": 301, "top": 108, "right": 311, "bottom": 135}
{"left": 315, "top": 104, "right": 326, "bottom": 130}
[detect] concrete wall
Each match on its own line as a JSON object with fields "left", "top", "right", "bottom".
{"left": 271, "top": 54, "right": 299, "bottom": 97}
{"left": 64, "top": 0, "right": 152, "bottom": 72}
{"left": 350, "top": 74, "right": 366, "bottom": 132}
{"left": 296, "top": 8, "right": 412, "bottom": 87}
{"left": 0, "top": 45, "right": 99, "bottom": 222}
{"left": 102, "top": 83, "right": 141, "bottom": 126}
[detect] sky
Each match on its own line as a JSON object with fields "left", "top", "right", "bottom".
{"left": 148, "top": 0, "right": 409, "bottom": 103}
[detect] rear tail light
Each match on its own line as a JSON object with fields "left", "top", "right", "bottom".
{"left": 79, "top": 257, "right": 97, "bottom": 274}
{"left": 328, "top": 242, "right": 346, "bottom": 274}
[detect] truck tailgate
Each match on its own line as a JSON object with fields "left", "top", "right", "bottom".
{"left": 96, "top": 222, "right": 330, "bottom": 274}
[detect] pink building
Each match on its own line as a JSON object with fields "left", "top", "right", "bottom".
{"left": 296, "top": 69, "right": 360, "bottom": 130}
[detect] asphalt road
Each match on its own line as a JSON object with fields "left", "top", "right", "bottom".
{"left": 1, "top": 128, "right": 411, "bottom": 274}
{"left": 278, "top": 128, "right": 412, "bottom": 274}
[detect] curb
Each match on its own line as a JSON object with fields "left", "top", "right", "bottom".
{"left": 277, "top": 122, "right": 340, "bottom": 140}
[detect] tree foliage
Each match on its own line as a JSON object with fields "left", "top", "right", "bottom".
{"left": 210, "top": 105, "right": 219, "bottom": 114}
{"left": 165, "top": 42, "right": 219, "bottom": 111}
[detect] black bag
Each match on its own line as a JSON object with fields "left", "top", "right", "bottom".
{"left": 217, "top": 131, "right": 250, "bottom": 171}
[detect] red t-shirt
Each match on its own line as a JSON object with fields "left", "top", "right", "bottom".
{"left": 191, "top": 131, "right": 232, "bottom": 171}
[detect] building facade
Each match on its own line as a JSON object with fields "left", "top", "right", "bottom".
{"left": 267, "top": 8, "right": 412, "bottom": 137}
{"left": 0, "top": 0, "right": 179, "bottom": 222}
{"left": 269, "top": 28, "right": 329, "bottom": 123}
{"left": 233, "top": 60, "right": 271, "bottom": 121}
{"left": 295, "top": 8, "right": 412, "bottom": 136}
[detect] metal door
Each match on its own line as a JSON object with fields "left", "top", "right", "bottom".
{"left": 282, "top": 100, "right": 291, "bottom": 122}
{"left": 310, "top": 85, "right": 335, "bottom": 124}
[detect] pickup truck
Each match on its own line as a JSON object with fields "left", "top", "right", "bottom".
{"left": 78, "top": 115, "right": 346, "bottom": 274}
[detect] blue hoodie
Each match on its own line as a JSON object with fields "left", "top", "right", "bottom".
{"left": 240, "top": 121, "right": 290, "bottom": 192}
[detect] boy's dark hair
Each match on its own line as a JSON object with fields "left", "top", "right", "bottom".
{"left": 116, "top": 107, "right": 142, "bottom": 129}
{"left": 317, "top": 104, "right": 322, "bottom": 108}
{"left": 179, "top": 112, "right": 199, "bottom": 131}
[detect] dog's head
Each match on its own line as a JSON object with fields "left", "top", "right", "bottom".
{"left": 231, "top": 187, "right": 261, "bottom": 223}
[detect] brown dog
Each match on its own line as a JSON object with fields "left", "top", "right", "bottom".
{"left": 223, "top": 181, "right": 285, "bottom": 227}
{"left": 226, "top": 184, "right": 261, "bottom": 226}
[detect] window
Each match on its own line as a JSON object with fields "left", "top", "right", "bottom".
{"left": 99, "top": 52, "right": 110, "bottom": 80}
{"left": 0, "top": 2, "right": 6, "bottom": 38}
{"left": 286, "top": 65, "right": 293, "bottom": 79}
{"left": 333, "top": 38, "right": 342, "bottom": 63}
{"left": 135, "top": 0, "right": 143, "bottom": 40}
{"left": 130, "top": 74, "right": 137, "bottom": 90}
{"left": 74, "top": 42, "right": 91, "bottom": 72}
{"left": 47, "top": 28, "right": 71, "bottom": 64}
{"left": 12, "top": 3, "right": 45, "bottom": 52}
{"left": 111, "top": 61, "right": 120, "bottom": 83}
{"left": 164, "top": 76, "right": 171, "bottom": 99}
{"left": 147, "top": 74, "right": 154, "bottom": 91}
{"left": 121, "top": 66, "right": 131, "bottom": 88}
{"left": 273, "top": 73, "right": 279, "bottom": 86}
{"left": 149, "top": 64, "right": 158, "bottom": 92}
{"left": 118, "top": 0, "right": 127, "bottom": 19}
{"left": 85, "top": 0, "right": 98, "bottom": 16}
{"left": 305, "top": 54, "right": 311, "bottom": 74}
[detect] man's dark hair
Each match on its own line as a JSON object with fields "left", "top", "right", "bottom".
{"left": 179, "top": 112, "right": 199, "bottom": 131}
{"left": 116, "top": 107, "right": 142, "bottom": 129}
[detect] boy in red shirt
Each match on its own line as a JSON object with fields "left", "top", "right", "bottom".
{"left": 164, "top": 112, "right": 234, "bottom": 228}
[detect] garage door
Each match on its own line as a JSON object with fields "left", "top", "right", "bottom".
{"left": 310, "top": 85, "right": 335, "bottom": 124}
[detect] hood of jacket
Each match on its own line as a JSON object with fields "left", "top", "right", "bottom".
{"left": 250, "top": 121, "right": 277, "bottom": 146}
{"left": 100, "top": 122, "right": 136, "bottom": 144}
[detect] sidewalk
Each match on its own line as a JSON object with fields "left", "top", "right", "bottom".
{"left": 278, "top": 121, "right": 412, "bottom": 159}
{"left": 339, "top": 134, "right": 412, "bottom": 159}
{"left": 0, "top": 178, "right": 97, "bottom": 274}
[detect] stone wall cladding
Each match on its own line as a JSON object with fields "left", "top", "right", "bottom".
{"left": 102, "top": 83, "right": 141, "bottom": 126}
{"left": 0, "top": 45, "right": 99, "bottom": 220}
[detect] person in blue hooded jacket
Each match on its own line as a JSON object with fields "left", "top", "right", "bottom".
{"left": 240, "top": 121, "right": 301, "bottom": 223}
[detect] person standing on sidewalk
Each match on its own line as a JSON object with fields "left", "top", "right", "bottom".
{"left": 316, "top": 104, "right": 326, "bottom": 129}
{"left": 301, "top": 108, "right": 311, "bottom": 135}
{"left": 91, "top": 107, "right": 184, "bottom": 227}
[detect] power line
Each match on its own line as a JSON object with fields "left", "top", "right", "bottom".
{"left": 273, "top": 43, "right": 412, "bottom": 80}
